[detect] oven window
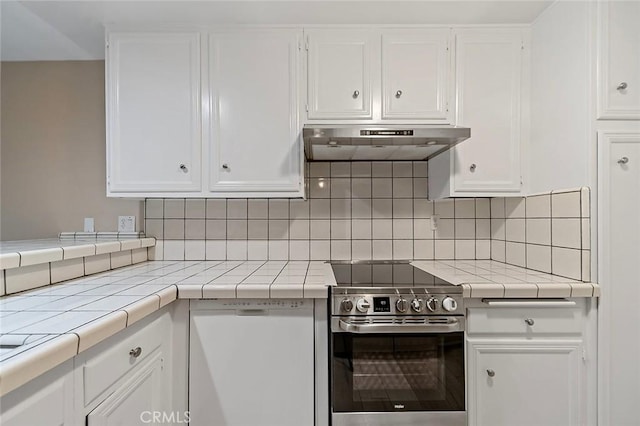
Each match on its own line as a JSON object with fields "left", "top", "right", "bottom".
{"left": 332, "top": 333, "right": 465, "bottom": 412}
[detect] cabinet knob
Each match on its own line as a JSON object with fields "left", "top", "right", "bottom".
{"left": 525, "top": 318, "right": 535, "bottom": 326}
{"left": 618, "top": 156, "right": 629, "bottom": 165}
{"left": 222, "top": 163, "right": 229, "bottom": 170}
{"left": 395, "top": 90, "right": 403, "bottom": 98}
{"left": 487, "top": 369, "right": 495, "bottom": 378}
{"left": 179, "top": 164, "right": 188, "bottom": 173}
{"left": 470, "top": 163, "right": 477, "bottom": 172}
{"left": 129, "top": 347, "right": 142, "bottom": 358}
{"left": 617, "top": 82, "right": 628, "bottom": 91}
{"left": 353, "top": 90, "right": 360, "bottom": 99}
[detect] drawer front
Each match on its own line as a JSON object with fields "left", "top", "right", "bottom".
{"left": 82, "top": 313, "right": 168, "bottom": 405}
{"left": 467, "top": 307, "right": 582, "bottom": 336}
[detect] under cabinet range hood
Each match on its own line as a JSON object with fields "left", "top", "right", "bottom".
{"left": 303, "top": 124, "right": 470, "bottom": 161}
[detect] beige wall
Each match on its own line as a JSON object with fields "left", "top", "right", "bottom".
{"left": 0, "top": 61, "right": 143, "bottom": 240}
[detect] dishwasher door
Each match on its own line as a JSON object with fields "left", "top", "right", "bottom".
{"left": 189, "top": 299, "right": 315, "bottom": 426}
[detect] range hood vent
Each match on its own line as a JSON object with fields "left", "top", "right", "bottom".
{"left": 303, "top": 125, "right": 470, "bottom": 161}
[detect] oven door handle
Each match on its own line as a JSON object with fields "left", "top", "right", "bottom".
{"left": 337, "top": 318, "right": 464, "bottom": 334}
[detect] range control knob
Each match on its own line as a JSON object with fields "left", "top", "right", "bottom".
{"left": 396, "top": 297, "right": 409, "bottom": 313}
{"left": 410, "top": 298, "right": 424, "bottom": 313}
{"left": 442, "top": 297, "right": 458, "bottom": 312}
{"left": 356, "top": 298, "right": 371, "bottom": 313}
{"left": 341, "top": 298, "right": 354, "bottom": 312}
{"left": 426, "top": 297, "right": 439, "bottom": 312}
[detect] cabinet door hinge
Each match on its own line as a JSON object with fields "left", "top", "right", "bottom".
{"left": 305, "top": 36, "right": 309, "bottom": 51}
{"left": 521, "top": 41, "right": 525, "bottom": 50}
{"left": 582, "top": 349, "right": 587, "bottom": 363}
{"left": 305, "top": 104, "right": 309, "bottom": 112}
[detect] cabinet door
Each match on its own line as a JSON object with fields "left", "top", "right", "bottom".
{"left": 452, "top": 29, "right": 523, "bottom": 194}
{"left": 307, "top": 30, "right": 374, "bottom": 119}
{"left": 87, "top": 353, "right": 164, "bottom": 426}
{"left": 382, "top": 29, "right": 450, "bottom": 120}
{"left": 107, "top": 32, "right": 201, "bottom": 193}
{"left": 209, "top": 30, "right": 302, "bottom": 194}
{"left": 0, "top": 360, "right": 74, "bottom": 426}
{"left": 598, "top": 132, "right": 640, "bottom": 425}
{"left": 189, "top": 306, "right": 314, "bottom": 426}
{"left": 467, "top": 340, "right": 584, "bottom": 426}
{"left": 598, "top": 1, "right": 640, "bottom": 119}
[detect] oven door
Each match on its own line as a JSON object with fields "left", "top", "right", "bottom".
{"left": 331, "top": 316, "right": 466, "bottom": 426}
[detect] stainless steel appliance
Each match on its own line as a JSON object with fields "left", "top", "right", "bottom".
{"left": 303, "top": 124, "right": 470, "bottom": 161}
{"left": 329, "top": 261, "right": 466, "bottom": 426}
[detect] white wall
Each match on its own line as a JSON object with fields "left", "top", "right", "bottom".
{"left": 529, "top": 0, "right": 592, "bottom": 194}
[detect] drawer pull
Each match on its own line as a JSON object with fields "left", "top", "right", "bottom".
{"left": 129, "top": 347, "right": 142, "bottom": 358}
{"left": 487, "top": 369, "right": 495, "bottom": 378}
{"left": 482, "top": 299, "right": 576, "bottom": 308}
{"left": 525, "top": 318, "right": 535, "bottom": 326}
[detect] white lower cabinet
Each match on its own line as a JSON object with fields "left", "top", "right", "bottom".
{"left": 467, "top": 340, "right": 584, "bottom": 426}
{"left": 75, "top": 307, "right": 186, "bottom": 425}
{"left": 0, "top": 359, "right": 75, "bottom": 426}
{"left": 466, "top": 303, "right": 587, "bottom": 426}
{"left": 87, "top": 353, "right": 164, "bottom": 426}
{"left": 189, "top": 299, "right": 315, "bottom": 426}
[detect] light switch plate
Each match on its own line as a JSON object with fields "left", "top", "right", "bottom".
{"left": 84, "top": 218, "right": 95, "bottom": 232}
{"left": 118, "top": 216, "right": 135, "bottom": 232}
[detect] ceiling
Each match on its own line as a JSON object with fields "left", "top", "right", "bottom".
{"left": 0, "top": 0, "right": 555, "bottom": 61}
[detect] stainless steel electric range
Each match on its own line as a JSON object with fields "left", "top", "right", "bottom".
{"left": 329, "top": 261, "right": 466, "bottom": 426}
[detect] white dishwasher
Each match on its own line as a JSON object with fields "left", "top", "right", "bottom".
{"left": 189, "top": 299, "right": 315, "bottom": 426}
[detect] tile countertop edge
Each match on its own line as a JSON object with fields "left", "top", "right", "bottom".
{"left": 410, "top": 260, "right": 600, "bottom": 298}
{"left": 0, "top": 333, "right": 79, "bottom": 397}
{"left": 0, "top": 237, "right": 156, "bottom": 270}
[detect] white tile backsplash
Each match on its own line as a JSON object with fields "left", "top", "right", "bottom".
{"left": 552, "top": 247, "right": 582, "bottom": 280}
{"left": 491, "top": 187, "right": 590, "bottom": 280}
{"left": 143, "top": 164, "right": 587, "bottom": 280}
{"left": 526, "top": 219, "right": 551, "bottom": 246}
{"left": 552, "top": 191, "right": 581, "bottom": 218}
{"left": 552, "top": 218, "right": 582, "bottom": 249}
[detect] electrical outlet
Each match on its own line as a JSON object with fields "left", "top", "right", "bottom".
{"left": 118, "top": 216, "right": 135, "bottom": 232}
{"left": 84, "top": 218, "right": 95, "bottom": 232}
{"left": 430, "top": 215, "right": 440, "bottom": 231}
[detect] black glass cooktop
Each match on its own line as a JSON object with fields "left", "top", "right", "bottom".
{"left": 329, "top": 260, "right": 455, "bottom": 288}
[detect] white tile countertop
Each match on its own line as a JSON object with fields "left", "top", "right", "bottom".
{"left": 0, "top": 258, "right": 598, "bottom": 396}
{"left": 411, "top": 260, "right": 600, "bottom": 298}
{"left": 0, "top": 237, "right": 156, "bottom": 269}
{"left": 0, "top": 260, "right": 333, "bottom": 396}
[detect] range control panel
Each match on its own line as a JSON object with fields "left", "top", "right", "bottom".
{"left": 332, "top": 293, "right": 463, "bottom": 316}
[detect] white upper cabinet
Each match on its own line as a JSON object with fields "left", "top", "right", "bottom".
{"left": 429, "top": 28, "right": 525, "bottom": 198}
{"left": 381, "top": 29, "right": 450, "bottom": 120}
{"left": 107, "top": 32, "right": 202, "bottom": 194}
{"left": 306, "top": 29, "right": 374, "bottom": 119}
{"left": 208, "top": 30, "right": 303, "bottom": 195}
{"left": 106, "top": 29, "right": 303, "bottom": 197}
{"left": 306, "top": 28, "right": 451, "bottom": 122}
{"left": 598, "top": 0, "right": 640, "bottom": 119}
